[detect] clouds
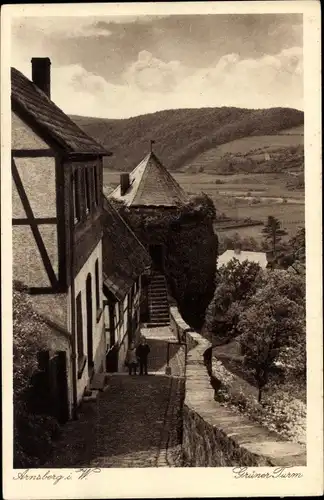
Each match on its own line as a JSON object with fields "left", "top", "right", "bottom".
{"left": 125, "top": 50, "right": 184, "bottom": 92}
{"left": 11, "top": 14, "right": 303, "bottom": 118}
{"left": 12, "top": 16, "right": 113, "bottom": 40}
{"left": 39, "top": 46, "right": 302, "bottom": 118}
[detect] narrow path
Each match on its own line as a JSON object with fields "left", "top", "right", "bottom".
{"left": 47, "top": 327, "right": 185, "bottom": 468}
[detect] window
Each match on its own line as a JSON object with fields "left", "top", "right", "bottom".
{"left": 76, "top": 292, "right": 86, "bottom": 377}
{"left": 119, "top": 301, "right": 123, "bottom": 321}
{"left": 93, "top": 166, "right": 99, "bottom": 207}
{"left": 115, "top": 303, "right": 119, "bottom": 326}
{"left": 72, "top": 170, "right": 81, "bottom": 224}
{"left": 85, "top": 169, "right": 91, "bottom": 214}
{"left": 95, "top": 259, "right": 100, "bottom": 311}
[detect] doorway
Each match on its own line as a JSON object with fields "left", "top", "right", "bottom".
{"left": 149, "top": 244, "right": 164, "bottom": 272}
{"left": 86, "top": 273, "right": 94, "bottom": 376}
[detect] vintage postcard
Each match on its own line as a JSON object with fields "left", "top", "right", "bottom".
{"left": 1, "top": 1, "right": 322, "bottom": 498}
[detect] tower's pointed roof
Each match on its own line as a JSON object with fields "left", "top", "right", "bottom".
{"left": 110, "top": 151, "right": 188, "bottom": 207}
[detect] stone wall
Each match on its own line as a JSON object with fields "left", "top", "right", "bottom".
{"left": 170, "top": 308, "right": 306, "bottom": 467}
{"left": 170, "top": 306, "right": 196, "bottom": 347}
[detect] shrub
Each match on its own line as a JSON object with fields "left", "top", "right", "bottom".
{"left": 216, "top": 382, "right": 306, "bottom": 444}
{"left": 13, "top": 282, "right": 61, "bottom": 467}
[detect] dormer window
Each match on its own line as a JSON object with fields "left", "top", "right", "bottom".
{"left": 73, "top": 165, "right": 100, "bottom": 224}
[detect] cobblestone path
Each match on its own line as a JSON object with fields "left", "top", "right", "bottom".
{"left": 48, "top": 327, "right": 185, "bottom": 468}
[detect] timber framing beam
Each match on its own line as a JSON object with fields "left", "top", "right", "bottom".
{"left": 12, "top": 149, "right": 55, "bottom": 158}
{"left": 13, "top": 217, "right": 57, "bottom": 225}
{"left": 11, "top": 157, "right": 59, "bottom": 289}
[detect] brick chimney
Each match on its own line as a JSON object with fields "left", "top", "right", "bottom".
{"left": 31, "top": 57, "right": 51, "bottom": 98}
{"left": 120, "top": 173, "right": 130, "bottom": 196}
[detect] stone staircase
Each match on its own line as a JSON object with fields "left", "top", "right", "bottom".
{"left": 148, "top": 273, "right": 170, "bottom": 326}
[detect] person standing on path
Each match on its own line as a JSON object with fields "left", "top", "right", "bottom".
{"left": 136, "top": 337, "right": 150, "bottom": 375}
{"left": 125, "top": 342, "right": 138, "bottom": 375}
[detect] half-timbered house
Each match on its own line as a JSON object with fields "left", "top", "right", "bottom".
{"left": 102, "top": 196, "right": 151, "bottom": 371}
{"left": 11, "top": 58, "right": 110, "bottom": 419}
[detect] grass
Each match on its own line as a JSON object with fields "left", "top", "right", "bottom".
{"left": 213, "top": 341, "right": 306, "bottom": 404}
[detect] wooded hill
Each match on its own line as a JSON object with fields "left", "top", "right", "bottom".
{"left": 70, "top": 107, "right": 304, "bottom": 172}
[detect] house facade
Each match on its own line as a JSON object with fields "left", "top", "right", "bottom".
{"left": 11, "top": 58, "right": 110, "bottom": 419}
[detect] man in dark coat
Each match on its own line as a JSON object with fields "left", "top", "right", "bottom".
{"left": 136, "top": 337, "right": 150, "bottom": 375}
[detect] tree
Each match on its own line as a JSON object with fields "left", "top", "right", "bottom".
{"left": 238, "top": 270, "right": 306, "bottom": 402}
{"left": 289, "top": 227, "right": 306, "bottom": 263}
{"left": 271, "top": 227, "right": 305, "bottom": 273}
{"left": 261, "top": 216, "right": 288, "bottom": 257}
{"left": 205, "top": 258, "right": 262, "bottom": 341}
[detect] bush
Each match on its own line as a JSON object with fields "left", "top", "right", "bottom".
{"left": 13, "top": 282, "right": 61, "bottom": 467}
{"left": 215, "top": 380, "right": 306, "bottom": 444}
{"left": 14, "top": 412, "right": 61, "bottom": 467}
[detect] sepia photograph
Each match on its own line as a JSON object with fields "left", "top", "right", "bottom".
{"left": 1, "top": 2, "right": 322, "bottom": 499}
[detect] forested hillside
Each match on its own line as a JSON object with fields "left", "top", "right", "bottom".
{"left": 70, "top": 107, "right": 304, "bottom": 172}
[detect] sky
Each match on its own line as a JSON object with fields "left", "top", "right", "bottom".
{"left": 11, "top": 14, "right": 303, "bottom": 119}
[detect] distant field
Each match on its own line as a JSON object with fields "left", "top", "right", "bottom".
{"left": 174, "top": 172, "right": 304, "bottom": 199}
{"left": 183, "top": 131, "right": 304, "bottom": 173}
{"left": 277, "top": 125, "right": 304, "bottom": 135}
{"left": 175, "top": 172, "right": 304, "bottom": 240}
{"left": 103, "top": 171, "right": 122, "bottom": 189}
{"left": 103, "top": 170, "right": 304, "bottom": 241}
{"left": 206, "top": 133, "right": 303, "bottom": 156}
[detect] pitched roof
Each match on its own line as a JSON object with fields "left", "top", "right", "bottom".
{"left": 11, "top": 67, "right": 109, "bottom": 155}
{"left": 110, "top": 152, "right": 188, "bottom": 207}
{"left": 218, "top": 250, "right": 268, "bottom": 269}
{"left": 102, "top": 196, "right": 151, "bottom": 301}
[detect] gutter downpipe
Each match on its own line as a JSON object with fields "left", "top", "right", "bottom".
{"left": 69, "top": 166, "right": 78, "bottom": 420}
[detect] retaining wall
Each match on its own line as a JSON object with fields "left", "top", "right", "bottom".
{"left": 170, "top": 307, "right": 306, "bottom": 467}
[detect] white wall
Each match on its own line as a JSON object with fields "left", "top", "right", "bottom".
{"left": 105, "top": 282, "right": 143, "bottom": 372}
{"left": 67, "top": 240, "right": 105, "bottom": 402}
{"left": 12, "top": 112, "right": 58, "bottom": 288}
{"left": 12, "top": 111, "right": 49, "bottom": 149}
